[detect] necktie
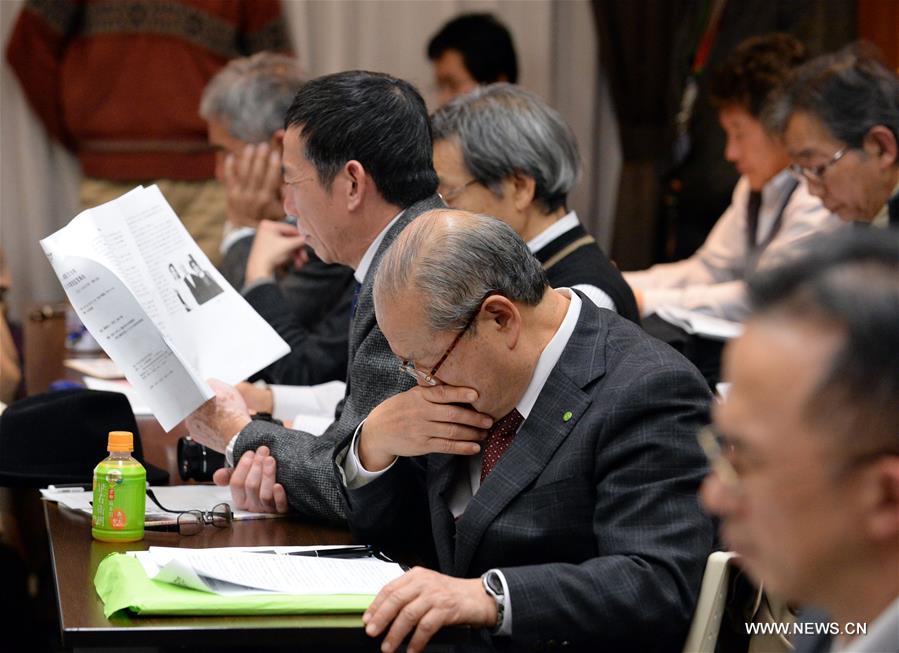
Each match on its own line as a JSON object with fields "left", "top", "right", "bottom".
{"left": 746, "top": 190, "right": 763, "bottom": 250}
{"left": 480, "top": 408, "right": 524, "bottom": 483}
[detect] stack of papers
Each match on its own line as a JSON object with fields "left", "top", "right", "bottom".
{"left": 130, "top": 546, "right": 405, "bottom": 596}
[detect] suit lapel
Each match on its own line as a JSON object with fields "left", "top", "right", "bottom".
{"left": 452, "top": 295, "right": 608, "bottom": 576}
{"left": 427, "top": 453, "right": 460, "bottom": 571}
{"left": 348, "top": 195, "right": 444, "bottom": 361}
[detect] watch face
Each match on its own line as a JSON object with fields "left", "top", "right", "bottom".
{"left": 485, "top": 571, "right": 504, "bottom": 596}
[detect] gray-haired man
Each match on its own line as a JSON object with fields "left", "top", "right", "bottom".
{"left": 431, "top": 83, "right": 640, "bottom": 323}
{"left": 774, "top": 47, "right": 899, "bottom": 228}
{"left": 336, "top": 209, "right": 714, "bottom": 652}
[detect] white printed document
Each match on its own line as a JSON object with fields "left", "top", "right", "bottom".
{"left": 40, "top": 186, "right": 289, "bottom": 430}
{"left": 129, "top": 546, "right": 405, "bottom": 596}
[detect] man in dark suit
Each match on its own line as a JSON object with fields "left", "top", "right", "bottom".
{"left": 185, "top": 71, "right": 445, "bottom": 523}
{"left": 431, "top": 83, "right": 640, "bottom": 324}
{"left": 700, "top": 230, "right": 899, "bottom": 653}
{"left": 337, "top": 210, "right": 715, "bottom": 652}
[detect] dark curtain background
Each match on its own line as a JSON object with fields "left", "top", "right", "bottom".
{"left": 593, "top": 0, "right": 857, "bottom": 270}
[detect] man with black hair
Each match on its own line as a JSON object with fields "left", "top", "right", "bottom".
{"left": 185, "top": 71, "right": 443, "bottom": 522}
{"left": 700, "top": 229, "right": 899, "bottom": 653}
{"left": 774, "top": 46, "right": 899, "bottom": 228}
{"left": 199, "top": 52, "right": 356, "bottom": 389}
{"left": 427, "top": 13, "right": 518, "bottom": 106}
{"left": 626, "top": 34, "right": 841, "bottom": 323}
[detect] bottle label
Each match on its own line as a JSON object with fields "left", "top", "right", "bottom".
{"left": 92, "top": 458, "right": 146, "bottom": 541}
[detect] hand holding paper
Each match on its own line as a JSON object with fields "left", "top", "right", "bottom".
{"left": 40, "top": 186, "right": 289, "bottom": 430}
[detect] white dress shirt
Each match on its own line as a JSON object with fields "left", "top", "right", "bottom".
{"left": 624, "top": 171, "right": 842, "bottom": 321}
{"left": 339, "top": 289, "right": 583, "bottom": 636}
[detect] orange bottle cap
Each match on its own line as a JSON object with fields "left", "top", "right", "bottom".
{"left": 107, "top": 431, "right": 134, "bottom": 452}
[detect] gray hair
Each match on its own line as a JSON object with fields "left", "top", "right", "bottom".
{"left": 199, "top": 52, "right": 306, "bottom": 143}
{"left": 766, "top": 44, "right": 899, "bottom": 149}
{"left": 430, "top": 83, "right": 580, "bottom": 213}
{"left": 374, "top": 209, "right": 548, "bottom": 333}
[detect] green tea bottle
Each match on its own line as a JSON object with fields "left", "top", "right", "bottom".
{"left": 91, "top": 431, "right": 146, "bottom": 542}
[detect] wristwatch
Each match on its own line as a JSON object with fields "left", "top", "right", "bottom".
{"left": 481, "top": 570, "right": 505, "bottom": 632}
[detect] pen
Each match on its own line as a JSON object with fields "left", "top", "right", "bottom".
{"left": 288, "top": 545, "right": 374, "bottom": 559}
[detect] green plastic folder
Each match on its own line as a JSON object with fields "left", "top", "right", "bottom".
{"left": 94, "top": 554, "right": 376, "bottom": 618}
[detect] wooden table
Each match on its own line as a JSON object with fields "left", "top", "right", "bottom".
{"left": 45, "top": 502, "right": 464, "bottom": 651}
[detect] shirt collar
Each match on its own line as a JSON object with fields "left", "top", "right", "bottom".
{"left": 353, "top": 210, "right": 405, "bottom": 285}
{"left": 526, "top": 211, "right": 580, "bottom": 254}
{"left": 515, "top": 288, "right": 581, "bottom": 420}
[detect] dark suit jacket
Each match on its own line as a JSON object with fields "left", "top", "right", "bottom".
{"left": 338, "top": 295, "right": 715, "bottom": 652}
{"left": 244, "top": 250, "right": 356, "bottom": 385}
{"left": 535, "top": 220, "right": 641, "bottom": 324}
{"left": 219, "top": 234, "right": 357, "bottom": 386}
{"left": 234, "top": 195, "right": 444, "bottom": 523}
{"left": 220, "top": 235, "right": 354, "bottom": 332}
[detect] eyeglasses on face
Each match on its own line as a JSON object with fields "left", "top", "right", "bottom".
{"left": 399, "top": 299, "right": 485, "bottom": 386}
{"left": 697, "top": 424, "right": 899, "bottom": 495}
{"left": 788, "top": 146, "right": 848, "bottom": 183}
{"left": 145, "top": 489, "right": 233, "bottom": 536}
{"left": 697, "top": 426, "right": 741, "bottom": 493}
{"left": 438, "top": 179, "right": 478, "bottom": 204}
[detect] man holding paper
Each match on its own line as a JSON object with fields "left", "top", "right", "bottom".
{"left": 186, "top": 71, "right": 445, "bottom": 522}
{"left": 336, "top": 210, "right": 714, "bottom": 652}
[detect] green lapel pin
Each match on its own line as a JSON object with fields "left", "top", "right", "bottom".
{"left": 562, "top": 410, "right": 573, "bottom": 422}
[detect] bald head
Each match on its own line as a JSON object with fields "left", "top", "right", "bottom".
{"left": 374, "top": 209, "right": 547, "bottom": 333}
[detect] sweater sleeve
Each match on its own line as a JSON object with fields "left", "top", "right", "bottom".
{"left": 5, "top": 0, "right": 80, "bottom": 149}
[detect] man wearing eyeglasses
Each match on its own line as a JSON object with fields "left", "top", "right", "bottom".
{"left": 335, "top": 210, "right": 715, "bottom": 652}
{"left": 185, "top": 71, "right": 446, "bottom": 522}
{"left": 625, "top": 35, "right": 842, "bottom": 324}
{"left": 699, "top": 229, "right": 899, "bottom": 653}
{"left": 774, "top": 47, "right": 899, "bottom": 229}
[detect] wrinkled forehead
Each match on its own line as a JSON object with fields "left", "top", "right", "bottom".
{"left": 375, "top": 288, "right": 439, "bottom": 357}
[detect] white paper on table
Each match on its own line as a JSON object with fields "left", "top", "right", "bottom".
{"left": 655, "top": 305, "right": 744, "bottom": 341}
{"left": 139, "top": 547, "right": 405, "bottom": 596}
{"left": 40, "top": 185, "right": 289, "bottom": 431}
{"left": 64, "top": 357, "right": 124, "bottom": 379}
{"left": 40, "top": 484, "right": 284, "bottom": 521}
{"left": 127, "top": 545, "right": 363, "bottom": 596}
